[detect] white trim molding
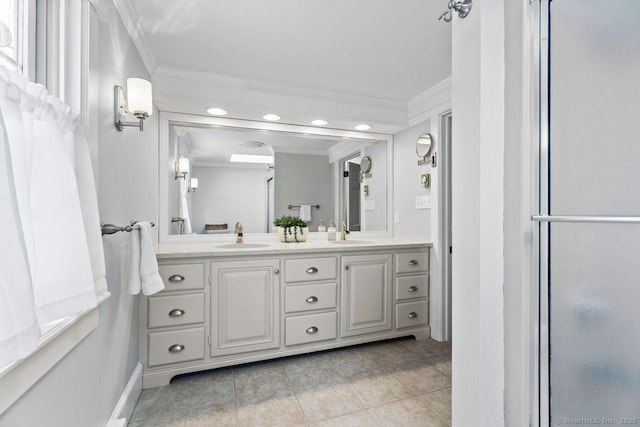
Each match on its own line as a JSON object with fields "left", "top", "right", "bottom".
{"left": 87, "top": 0, "right": 110, "bottom": 22}
{"left": 407, "top": 77, "right": 452, "bottom": 127}
{"left": 109, "top": 362, "right": 143, "bottom": 424}
{"left": 111, "top": 0, "right": 157, "bottom": 74}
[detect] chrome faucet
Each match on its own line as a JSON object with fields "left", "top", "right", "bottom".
{"left": 340, "top": 222, "right": 348, "bottom": 240}
{"left": 235, "top": 222, "right": 244, "bottom": 244}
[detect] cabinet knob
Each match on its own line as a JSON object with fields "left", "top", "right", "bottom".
{"left": 274, "top": 269, "right": 280, "bottom": 275}
{"left": 306, "top": 326, "right": 318, "bottom": 334}
{"left": 344, "top": 265, "right": 349, "bottom": 270}
{"left": 168, "top": 274, "right": 185, "bottom": 283}
{"left": 408, "top": 312, "right": 418, "bottom": 319}
{"left": 169, "top": 309, "right": 185, "bottom": 317}
{"left": 306, "top": 267, "right": 318, "bottom": 274}
{"left": 306, "top": 296, "right": 318, "bottom": 303}
{"left": 408, "top": 286, "right": 418, "bottom": 293}
{"left": 168, "top": 344, "right": 185, "bottom": 353}
{"left": 408, "top": 260, "right": 419, "bottom": 266}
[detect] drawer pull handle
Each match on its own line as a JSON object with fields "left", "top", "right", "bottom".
{"left": 169, "top": 309, "right": 185, "bottom": 317}
{"left": 306, "top": 267, "right": 318, "bottom": 274}
{"left": 306, "top": 326, "right": 318, "bottom": 334}
{"left": 168, "top": 344, "right": 185, "bottom": 353}
{"left": 408, "top": 312, "right": 418, "bottom": 319}
{"left": 408, "top": 286, "right": 418, "bottom": 293}
{"left": 306, "top": 296, "right": 318, "bottom": 303}
{"left": 168, "top": 274, "right": 185, "bottom": 283}
{"left": 408, "top": 260, "right": 419, "bottom": 266}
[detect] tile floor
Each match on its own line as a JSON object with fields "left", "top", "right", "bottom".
{"left": 129, "top": 337, "right": 451, "bottom": 427}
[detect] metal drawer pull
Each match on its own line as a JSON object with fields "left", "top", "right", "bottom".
{"left": 169, "top": 309, "right": 185, "bottom": 317}
{"left": 168, "top": 344, "right": 185, "bottom": 353}
{"left": 306, "top": 296, "right": 318, "bottom": 303}
{"left": 168, "top": 274, "right": 185, "bottom": 283}
{"left": 408, "top": 286, "right": 418, "bottom": 293}
{"left": 306, "top": 326, "right": 318, "bottom": 334}
{"left": 408, "top": 260, "right": 419, "bottom": 266}
{"left": 408, "top": 312, "right": 418, "bottom": 319}
{"left": 274, "top": 269, "right": 280, "bottom": 275}
{"left": 306, "top": 267, "right": 318, "bottom": 274}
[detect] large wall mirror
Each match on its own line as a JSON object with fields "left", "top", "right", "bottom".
{"left": 159, "top": 112, "right": 393, "bottom": 242}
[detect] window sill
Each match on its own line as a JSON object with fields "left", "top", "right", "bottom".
{"left": 0, "top": 291, "right": 111, "bottom": 414}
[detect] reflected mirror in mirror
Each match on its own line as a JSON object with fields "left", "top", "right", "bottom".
{"left": 160, "top": 114, "right": 391, "bottom": 239}
{"left": 416, "top": 133, "right": 434, "bottom": 165}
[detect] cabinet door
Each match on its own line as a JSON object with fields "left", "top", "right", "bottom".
{"left": 341, "top": 254, "right": 392, "bottom": 337}
{"left": 211, "top": 259, "right": 280, "bottom": 356}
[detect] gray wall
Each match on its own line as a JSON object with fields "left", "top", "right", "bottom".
{"left": 274, "top": 153, "right": 333, "bottom": 231}
{"left": 0, "top": 3, "right": 157, "bottom": 426}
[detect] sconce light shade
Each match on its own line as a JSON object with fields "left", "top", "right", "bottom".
{"left": 175, "top": 157, "right": 190, "bottom": 180}
{"left": 114, "top": 77, "right": 153, "bottom": 131}
{"left": 127, "top": 78, "right": 153, "bottom": 117}
{"left": 188, "top": 177, "right": 198, "bottom": 192}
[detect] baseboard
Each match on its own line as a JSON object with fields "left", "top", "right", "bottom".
{"left": 109, "top": 362, "right": 143, "bottom": 424}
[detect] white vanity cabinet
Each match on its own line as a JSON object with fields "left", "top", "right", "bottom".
{"left": 141, "top": 242, "right": 431, "bottom": 388}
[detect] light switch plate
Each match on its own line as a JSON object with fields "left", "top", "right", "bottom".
{"left": 394, "top": 211, "right": 400, "bottom": 224}
{"left": 416, "top": 196, "right": 431, "bottom": 210}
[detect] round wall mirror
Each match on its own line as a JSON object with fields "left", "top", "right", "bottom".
{"left": 416, "top": 133, "right": 434, "bottom": 159}
{"left": 360, "top": 156, "right": 372, "bottom": 173}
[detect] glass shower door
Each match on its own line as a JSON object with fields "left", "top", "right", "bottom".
{"left": 540, "top": 0, "right": 640, "bottom": 423}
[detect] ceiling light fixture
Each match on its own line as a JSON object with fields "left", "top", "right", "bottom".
{"left": 262, "top": 114, "right": 281, "bottom": 121}
{"left": 230, "top": 154, "right": 274, "bottom": 164}
{"left": 207, "top": 107, "right": 228, "bottom": 116}
{"left": 311, "top": 119, "right": 328, "bottom": 126}
{"left": 354, "top": 124, "right": 371, "bottom": 131}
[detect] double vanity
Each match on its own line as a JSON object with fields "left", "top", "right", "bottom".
{"left": 140, "top": 239, "right": 431, "bottom": 388}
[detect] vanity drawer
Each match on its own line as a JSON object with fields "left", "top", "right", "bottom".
{"left": 395, "top": 300, "right": 429, "bottom": 329}
{"left": 148, "top": 293, "right": 205, "bottom": 329}
{"left": 395, "top": 275, "right": 429, "bottom": 301}
{"left": 159, "top": 263, "right": 205, "bottom": 291}
{"left": 285, "top": 282, "right": 337, "bottom": 313}
{"left": 285, "top": 312, "right": 337, "bottom": 346}
{"left": 148, "top": 327, "right": 205, "bottom": 367}
{"left": 285, "top": 257, "right": 337, "bottom": 283}
{"left": 395, "top": 252, "right": 429, "bottom": 274}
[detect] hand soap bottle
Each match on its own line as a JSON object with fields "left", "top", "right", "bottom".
{"left": 327, "top": 220, "right": 337, "bottom": 241}
{"left": 318, "top": 219, "right": 327, "bottom": 232}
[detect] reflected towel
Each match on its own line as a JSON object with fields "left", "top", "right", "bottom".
{"left": 299, "top": 205, "right": 312, "bottom": 223}
{"left": 127, "top": 221, "right": 164, "bottom": 295}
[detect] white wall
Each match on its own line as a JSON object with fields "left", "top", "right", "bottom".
{"left": 0, "top": 3, "right": 157, "bottom": 426}
{"left": 191, "top": 165, "right": 270, "bottom": 233}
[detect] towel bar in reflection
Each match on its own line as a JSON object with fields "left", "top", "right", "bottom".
{"left": 288, "top": 204, "right": 320, "bottom": 210}
{"left": 101, "top": 220, "right": 155, "bottom": 235}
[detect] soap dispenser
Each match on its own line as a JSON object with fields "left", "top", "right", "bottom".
{"left": 327, "top": 220, "right": 337, "bottom": 241}
{"left": 318, "top": 219, "right": 327, "bottom": 233}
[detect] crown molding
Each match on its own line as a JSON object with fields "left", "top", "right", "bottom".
{"left": 407, "top": 77, "right": 452, "bottom": 126}
{"left": 111, "top": 0, "right": 157, "bottom": 74}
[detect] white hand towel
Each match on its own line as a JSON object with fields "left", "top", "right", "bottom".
{"left": 299, "top": 205, "right": 312, "bottom": 223}
{"left": 127, "top": 222, "right": 164, "bottom": 295}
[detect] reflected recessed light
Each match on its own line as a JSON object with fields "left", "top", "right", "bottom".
{"left": 230, "top": 154, "right": 274, "bottom": 164}
{"left": 354, "top": 124, "right": 371, "bottom": 131}
{"left": 311, "top": 119, "right": 328, "bottom": 126}
{"left": 262, "top": 114, "right": 281, "bottom": 121}
{"left": 207, "top": 107, "right": 228, "bottom": 116}
{"left": 239, "top": 140, "right": 266, "bottom": 148}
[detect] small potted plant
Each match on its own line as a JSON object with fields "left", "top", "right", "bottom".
{"left": 273, "top": 215, "right": 309, "bottom": 243}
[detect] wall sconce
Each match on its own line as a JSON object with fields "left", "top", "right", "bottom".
{"left": 114, "top": 78, "right": 153, "bottom": 131}
{"left": 175, "top": 158, "right": 190, "bottom": 180}
{"left": 188, "top": 178, "right": 198, "bottom": 193}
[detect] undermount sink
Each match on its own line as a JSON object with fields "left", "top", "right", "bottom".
{"left": 330, "top": 240, "right": 372, "bottom": 245}
{"left": 216, "top": 243, "right": 271, "bottom": 249}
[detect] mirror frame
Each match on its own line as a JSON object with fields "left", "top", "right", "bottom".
{"left": 416, "top": 133, "right": 434, "bottom": 165}
{"left": 158, "top": 111, "right": 394, "bottom": 243}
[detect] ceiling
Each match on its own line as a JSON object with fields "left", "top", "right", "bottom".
{"left": 122, "top": 0, "right": 452, "bottom": 133}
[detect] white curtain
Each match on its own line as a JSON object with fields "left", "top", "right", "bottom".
{"left": 178, "top": 177, "right": 192, "bottom": 234}
{"left": 0, "top": 66, "right": 106, "bottom": 367}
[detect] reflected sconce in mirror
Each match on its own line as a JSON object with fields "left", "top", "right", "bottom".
{"left": 175, "top": 157, "right": 190, "bottom": 180}
{"left": 416, "top": 133, "right": 435, "bottom": 165}
{"left": 114, "top": 78, "right": 153, "bottom": 131}
{"left": 188, "top": 178, "right": 198, "bottom": 193}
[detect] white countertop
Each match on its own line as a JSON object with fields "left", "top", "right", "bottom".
{"left": 156, "top": 237, "right": 432, "bottom": 259}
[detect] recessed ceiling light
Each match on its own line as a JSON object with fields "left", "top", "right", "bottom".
{"left": 238, "top": 140, "right": 266, "bottom": 148}
{"left": 354, "top": 124, "right": 371, "bottom": 131}
{"left": 311, "top": 119, "right": 328, "bottom": 126}
{"left": 207, "top": 107, "right": 228, "bottom": 116}
{"left": 262, "top": 114, "right": 281, "bottom": 121}
{"left": 230, "top": 154, "right": 274, "bottom": 164}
